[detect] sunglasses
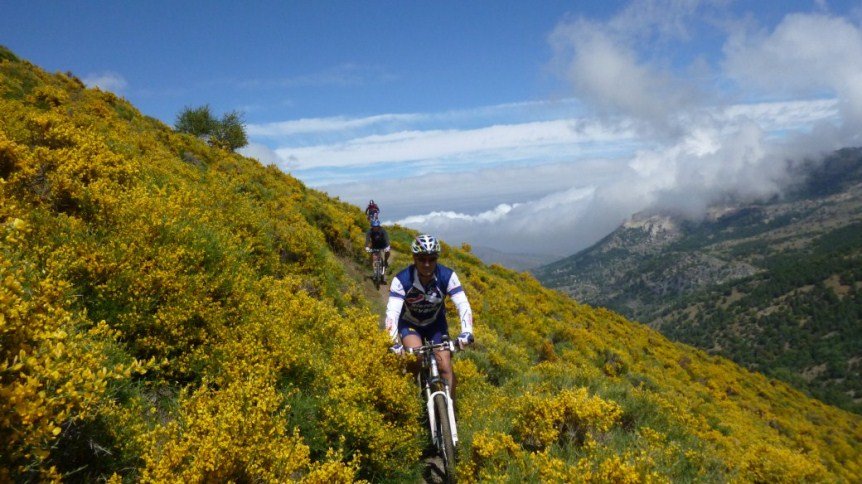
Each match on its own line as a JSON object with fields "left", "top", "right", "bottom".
{"left": 414, "top": 255, "right": 438, "bottom": 263}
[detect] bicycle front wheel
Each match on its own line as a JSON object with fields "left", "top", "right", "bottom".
{"left": 374, "top": 262, "right": 382, "bottom": 289}
{"left": 433, "top": 393, "right": 456, "bottom": 482}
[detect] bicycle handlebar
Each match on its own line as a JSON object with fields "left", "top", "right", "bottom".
{"left": 406, "top": 340, "right": 458, "bottom": 356}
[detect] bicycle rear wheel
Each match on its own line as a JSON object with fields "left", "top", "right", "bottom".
{"left": 433, "top": 393, "right": 456, "bottom": 482}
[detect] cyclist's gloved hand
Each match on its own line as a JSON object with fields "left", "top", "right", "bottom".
{"left": 389, "top": 344, "right": 404, "bottom": 355}
{"left": 457, "top": 332, "right": 474, "bottom": 349}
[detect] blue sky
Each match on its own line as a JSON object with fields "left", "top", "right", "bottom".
{"left": 3, "top": 1, "right": 862, "bottom": 256}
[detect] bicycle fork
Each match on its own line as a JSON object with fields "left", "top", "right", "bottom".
{"left": 425, "top": 355, "right": 459, "bottom": 446}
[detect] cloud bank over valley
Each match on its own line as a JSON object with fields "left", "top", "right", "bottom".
{"left": 241, "top": 2, "right": 862, "bottom": 257}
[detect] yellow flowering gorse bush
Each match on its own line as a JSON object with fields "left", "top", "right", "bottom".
{"left": 513, "top": 388, "right": 622, "bottom": 450}
{"left": 1, "top": 45, "right": 861, "bottom": 481}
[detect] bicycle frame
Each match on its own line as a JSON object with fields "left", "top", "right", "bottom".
{"left": 370, "top": 249, "right": 385, "bottom": 278}
{"left": 411, "top": 341, "right": 459, "bottom": 446}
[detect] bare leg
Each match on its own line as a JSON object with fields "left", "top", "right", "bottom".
{"left": 435, "top": 349, "right": 455, "bottom": 400}
{"left": 401, "top": 333, "right": 422, "bottom": 350}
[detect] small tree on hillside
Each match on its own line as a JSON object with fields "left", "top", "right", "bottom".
{"left": 212, "top": 111, "right": 248, "bottom": 151}
{"left": 174, "top": 105, "right": 248, "bottom": 152}
{"left": 175, "top": 105, "right": 217, "bottom": 138}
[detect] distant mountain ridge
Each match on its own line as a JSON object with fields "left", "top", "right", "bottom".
{"left": 535, "top": 147, "right": 862, "bottom": 413}
{"left": 471, "top": 245, "right": 558, "bottom": 271}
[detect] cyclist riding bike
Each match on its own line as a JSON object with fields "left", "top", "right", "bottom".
{"left": 385, "top": 234, "right": 474, "bottom": 401}
{"left": 365, "top": 219, "right": 390, "bottom": 267}
{"left": 365, "top": 199, "right": 380, "bottom": 222}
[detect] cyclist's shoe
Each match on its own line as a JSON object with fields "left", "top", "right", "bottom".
{"left": 383, "top": 261, "right": 389, "bottom": 268}
{"left": 457, "top": 332, "right": 474, "bottom": 349}
{"left": 389, "top": 344, "right": 404, "bottom": 355}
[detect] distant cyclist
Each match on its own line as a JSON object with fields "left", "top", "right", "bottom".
{"left": 365, "top": 199, "right": 380, "bottom": 222}
{"left": 365, "top": 219, "right": 390, "bottom": 268}
{"left": 385, "top": 234, "right": 474, "bottom": 399}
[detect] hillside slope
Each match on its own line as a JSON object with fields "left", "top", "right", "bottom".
{"left": 535, "top": 149, "right": 862, "bottom": 414}
{"left": 2, "top": 47, "right": 861, "bottom": 482}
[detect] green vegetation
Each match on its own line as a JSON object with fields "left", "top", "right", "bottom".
{"left": 2, "top": 46, "right": 861, "bottom": 482}
{"left": 175, "top": 104, "right": 248, "bottom": 151}
{"left": 537, "top": 151, "right": 862, "bottom": 414}
{"left": 660, "top": 222, "right": 862, "bottom": 413}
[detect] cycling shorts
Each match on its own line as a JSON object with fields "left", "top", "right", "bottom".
{"left": 399, "top": 317, "right": 448, "bottom": 344}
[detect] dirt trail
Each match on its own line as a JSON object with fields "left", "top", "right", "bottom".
{"left": 339, "top": 251, "right": 390, "bottom": 321}
{"left": 421, "top": 454, "right": 447, "bottom": 483}
{"left": 370, "top": 250, "right": 399, "bottom": 315}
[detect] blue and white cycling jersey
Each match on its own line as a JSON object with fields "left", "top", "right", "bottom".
{"left": 384, "top": 264, "right": 473, "bottom": 342}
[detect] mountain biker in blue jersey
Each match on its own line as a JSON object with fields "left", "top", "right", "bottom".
{"left": 385, "top": 234, "right": 474, "bottom": 399}
{"left": 365, "top": 219, "right": 390, "bottom": 267}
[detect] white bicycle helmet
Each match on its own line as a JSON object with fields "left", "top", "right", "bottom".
{"left": 411, "top": 234, "right": 440, "bottom": 255}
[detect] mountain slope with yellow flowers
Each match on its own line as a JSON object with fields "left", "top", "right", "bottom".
{"left": 1, "top": 46, "right": 860, "bottom": 482}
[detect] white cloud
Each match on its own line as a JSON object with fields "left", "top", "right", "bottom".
{"left": 394, "top": 203, "right": 519, "bottom": 227}
{"left": 275, "top": 119, "right": 635, "bottom": 170}
{"left": 309, "top": 94, "right": 840, "bottom": 255}
{"left": 724, "top": 13, "right": 862, "bottom": 132}
{"left": 247, "top": 113, "right": 423, "bottom": 137}
{"left": 550, "top": 19, "right": 701, "bottom": 137}
{"left": 248, "top": 98, "right": 586, "bottom": 140}
{"left": 416, "top": 123, "right": 782, "bottom": 255}
{"left": 320, "top": 157, "right": 629, "bottom": 220}
{"left": 238, "top": 143, "right": 283, "bottom": 167}
{"left": 609, "top": 0, "right": 724, "bottom": 42}
{"left": 485, "top": 4, "right": 860, "bottom": 257}
{"left": 720, "top": 99, "right": 838, "bottom": 130}
{"left": 82, "top": 71, "right": 128, "bottom": 92}
{"left": 386, "top": 186, "right": 601, "bottom": 256}
{"left": 252, "top": 5, "right": 860, "bottom": 258}
{"left": 319, "top": 158, "right": 629, "bottom": 255}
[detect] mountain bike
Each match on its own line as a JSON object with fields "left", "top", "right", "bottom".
{"left": 367, "top": 248, "right": 386, "bottom": 290}
{"left": 408, "top": 338, "right": 460, "bottom": 483}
